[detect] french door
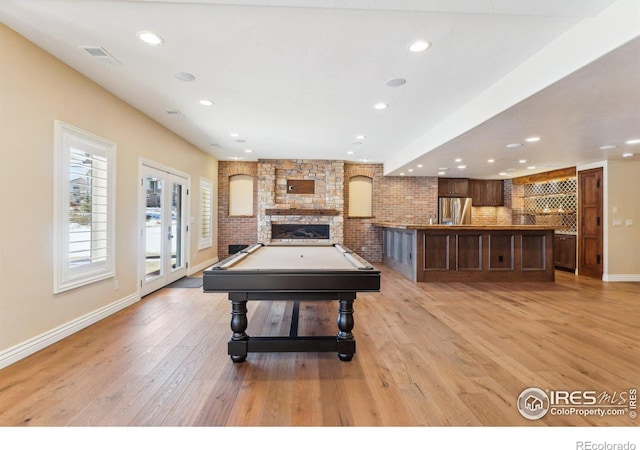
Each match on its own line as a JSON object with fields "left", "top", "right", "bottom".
{"left": 140, "top": 162, "right": 189, "bottom": 296}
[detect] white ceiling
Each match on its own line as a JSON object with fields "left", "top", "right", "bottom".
{"left": 1, "top": 0, "right": 639, "bottom": 179}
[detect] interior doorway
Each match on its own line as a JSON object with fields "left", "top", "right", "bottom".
{"left": 578, "top": 167, "right": 603, "bottom": 279}
{"left": 140, "top": 161, "right": 189, "bottom": 296}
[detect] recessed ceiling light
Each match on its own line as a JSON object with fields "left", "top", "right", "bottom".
{"left": 374, "top": 102, "right": 388, "bottom": 110}
{"left": 457, "top": 165, "right": 466, "bottom": 169}
{"left": 625, "top": 139, "right": 640, "bottom": 145}
{"left": 622, "top": 152, "right": 634, "bottom": 158}
{"left": 506, "top": 143, "right": 522, "bottom": 148}
{"left": 454, "top": 158, "right": 462, "bottom": 163}
{"left": 417, "top": 164, "right": 423, "bottom": 168}
{"left": 244, "top": 149, "right": 253, "bottom": 153}
{"left": 347, "top": 151, "right": 354, "bottom": 155}
{"left": 386, "top": 78, "right": 406, "bottom": 87}
{"left": 438, "top": 167, "right": 448, "bottom": 170}
{"left": 525, "top": 136, "right": 541, "bottom": 142}
{"left": 400, "top": 172, "right": 405, "bottom": 176}
{"left": 409, "top": 40, "right": 431, "bottom": 52}
{"left": 175, "top": 72, "right": 195, "bottom": 81}
{"left": 355, "top": 135, "right": 366, "bottom": 140}
{"left": 487, "top": 159, "right": 495, "bottom": 163}
{"left": 519, "top": 159, "right": 527, "bottom": 163}
{"left": 408, "top": 169, "right": 413, "bottom": 172}
{"left": 199, "top": 99, "right": 214, "bottom": 106}
{"left": 137, "top": 31, "right": 163, "bottom": 46}
{"left": 437, "top": 171, "right": 446, "bottom": 175}
{"left": 527, "top": 166, "right": 536, "bottom": 170}
{"left": 230, "top": 133, "right": 240, "bottom": 137}
{"left": 600, "top": 144, "right": 617, "bottom": 150}
{"left": 499, "top": 172, "right": 508, "bottom": 176}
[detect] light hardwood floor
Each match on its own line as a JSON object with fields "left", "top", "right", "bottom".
{"left": 0, "top": 266, "right": 638, "bottom": 426}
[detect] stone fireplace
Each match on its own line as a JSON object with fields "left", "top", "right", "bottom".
{"left": 258, "top": 160, "right": 344, "bottom": 243}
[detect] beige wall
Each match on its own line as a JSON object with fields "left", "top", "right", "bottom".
{"left": 0, "top": 24, "right": 218, "bottom": 356}
{"left": 606, "top": 160, "right": 640, "bottom": 277}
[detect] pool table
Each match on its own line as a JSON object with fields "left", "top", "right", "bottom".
{"left": 203, "top": 243, "right": 380, "bottom": 362}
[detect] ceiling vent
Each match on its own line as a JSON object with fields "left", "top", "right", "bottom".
{"left": 165, "top": 109, "right": 185, "bottom": 117}
{"left": 79, "top": 46, "right": 120, "bottom": 65}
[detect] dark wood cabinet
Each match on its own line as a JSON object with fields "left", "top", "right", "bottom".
{"left": 469, "top": 179, "right": 503, "bottom": 206}
{"left": 484, "top": 180, "right": 504, "bottom": 206}
{"left": 438, "top": 178, "right": 469, "bottom": 197}
{"left": 554, "top": 234, "right": 576, "bottom": 271}
{"left": 469, "top": 179, "right": 484, "bottom": 204}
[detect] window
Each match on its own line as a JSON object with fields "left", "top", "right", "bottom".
{"left": 348, "top": 176, "right": 373, "bottom": 217}
{"left": 199, "top": 177, "right": 213, "bottom": 249}
{"left": 229, "top": 174, "right": 253, "bottom": 216}
{"left": 54, "top": 121, "right": 116, "bottom": 293}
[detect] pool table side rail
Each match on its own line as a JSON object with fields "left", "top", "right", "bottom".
{"left": 203, "top": 271, "right": 381, "bottom": 293}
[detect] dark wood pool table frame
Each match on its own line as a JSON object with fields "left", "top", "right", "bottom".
{"left": 203, "top": 243, "right": 381, "bottom": 362}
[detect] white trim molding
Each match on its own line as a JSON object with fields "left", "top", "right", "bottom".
{"left": 602, "top": 274, "right": 640, "bottom": 282}
{"left": 0, "top": 293, "right": 140, "bottom": 370}
{"left": 187, "top": 256, "right": 219, "bottom": 276}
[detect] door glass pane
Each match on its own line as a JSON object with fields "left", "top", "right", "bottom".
{"left": 145, "top": 176, "right": 163, "bottom": 280}
{"left": 171, "top": 182, "right": 183, "bottom": 270}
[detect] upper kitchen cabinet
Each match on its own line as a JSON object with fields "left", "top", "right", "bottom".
{"left": 438, "top": 178, "right": 469, "bottom": 197}
{"left": 469, "top": 179, "right": 504, "bottom": 206}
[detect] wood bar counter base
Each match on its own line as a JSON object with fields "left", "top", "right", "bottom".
{"left": 375, "top": 223, "right": 556, "bottom": 282}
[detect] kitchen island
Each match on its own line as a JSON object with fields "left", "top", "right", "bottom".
{"left": 373, "top": 223, "right": 556, "bottom": 282}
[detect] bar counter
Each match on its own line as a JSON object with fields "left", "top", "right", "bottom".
{"left": 373, "top": 223, "right": 556, "bottom": 282}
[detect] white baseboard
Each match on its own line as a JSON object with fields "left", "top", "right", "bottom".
{"left": 0, "top": 292, "right": 140, "bottom": 370}
{"left": 602, "top": 274, "right": 640, "bottom": 282}
{"left": 187, "top": 256, "right": 219, "bottom": 276}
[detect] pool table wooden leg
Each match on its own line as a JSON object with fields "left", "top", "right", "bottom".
{"left": 228, "top": 294, "right": 249, "bottom": 363}
{"left": 337, "top": 295, "right": 356, "bottom": 361}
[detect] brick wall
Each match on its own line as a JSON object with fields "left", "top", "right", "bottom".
{"left": 344, "top": 163, "right": 439, "bottom": 261}
{"left": 217, "top": 161, "right": 258, "bottom": 259}
{"left": 471, "top": 206, "right": 512, "bottom": 225}
{"left": 344, "top": 164, "right": 382, "bottom": 261}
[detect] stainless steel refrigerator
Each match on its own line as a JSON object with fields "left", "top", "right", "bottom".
{"left": 438, "top": 197, "right": 472, "bottom": 225}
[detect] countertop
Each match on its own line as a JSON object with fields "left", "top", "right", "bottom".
{"left": 371, "top": 222, "right": 558, "bottom": 231}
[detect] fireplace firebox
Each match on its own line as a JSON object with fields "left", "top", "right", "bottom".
{"left": 271, "top": 224, "right": 330, "bottom": 240}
